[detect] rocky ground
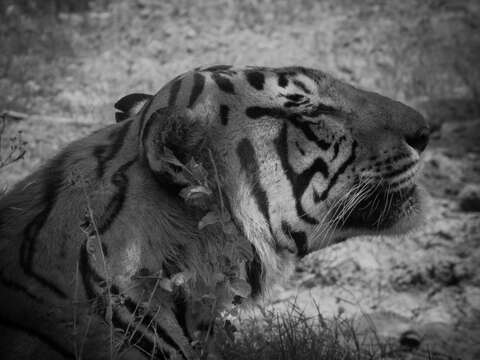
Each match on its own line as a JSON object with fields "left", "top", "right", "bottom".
{"left": 1, "top": 1, "right": 479, "bottom": 358}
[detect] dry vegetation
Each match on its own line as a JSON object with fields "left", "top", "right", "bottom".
{"left": 1, "top": 0, "right": 479, "bottom": 359}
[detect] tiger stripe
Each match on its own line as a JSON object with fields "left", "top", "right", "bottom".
{"left": 245, "top": 71, "right": 265, "bottom": 90}
{"left": 289, "top": 116, "right": 331, "bottom": 150}
{"left": 275, "top": 122, "right": 323, "bottom": 225}
{"left": 0, "top": 272, "right": 44, "bottom": 303}
{"left": 96, "top": 157, "right": 137, "bottom": 235}
{"left": 212, "top": 72, "right": 235, "bottom": 94}
{"left": 277, "top": 72, "right": 289, "bottom": 87}
{"left": 94, "top": 120, "right": 132, "bottom": 178}
{"left": 292, "top": 79, "right": 312, "bottom": 94}
{"left": 246, "top": 246, "right": 264, "bottom": 298}
{"left": 20, "top": 152, "right": 69, "bottom": 299}
{"left": 188, "top": 72, "right": 205, "bottom": 108}
{"left": 172, "top": 291, "right": 192, "bottom": 342}
{"left": 331, "top": 135, "right": 346, "bottom": 161}
{"left": 219, "top": 104, "right": 230, "bottom": 125}
{"left": 168, "top": 76, "right": 183, "bottom": 107}
{"left": 315, "top": 140, "right": 357, "bottom": 203}
{"left": 245, "top": 106, "right": 289, "bottom": 120}
{"left": 281, "top": 221, "right": 308, "bottom": 258}
{"left": 381, "top": 161, "right": 416, "bottom": 180}
{"left": 237, "top": 138, "right": 271, "bottom": 226}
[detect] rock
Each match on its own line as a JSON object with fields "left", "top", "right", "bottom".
{"left": 464, "top": 286, "right": 480, "bottom": 311}
{"left": 350, "top": 311, "right": 415, "bottom": 347}
{"left": 419, "top": 321, "right": 455, "bottom": 355}
{"left": 390, "top": 264, "right": 427, "bottom": 291}
{"left": 459, "top": 184, "right": 480, "bottom": 212}
{"left": 422, "top": 151, "right": 463, "bottom": 196}
{"left": 416, "top": 307, "right": 454, "bottom": 325}
{"left": 427, "top": 259, "right": 461, "bottom": 286}
{"left": 399, "top": 329, "right": 422, "bottom": 349}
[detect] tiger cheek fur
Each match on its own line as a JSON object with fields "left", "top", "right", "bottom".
{"left": 220, "top": 113, "right": 354, "bottom": 262}
{"left": 0, "top": 65, "right": 428, "bottom": 359}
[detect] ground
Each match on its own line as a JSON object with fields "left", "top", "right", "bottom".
{"left": 1, "top": 0, "right": 479, "bottom": 359}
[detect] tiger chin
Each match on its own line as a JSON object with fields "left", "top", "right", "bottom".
{"left": 0, "top": 65, "right": 429, "bottom": 360}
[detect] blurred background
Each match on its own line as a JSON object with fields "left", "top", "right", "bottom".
{"left": 0, "top": 0, "right": 479, "bottom": 358}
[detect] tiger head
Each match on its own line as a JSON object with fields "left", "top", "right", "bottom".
{"left": 127, "top": 66, "right": 429, "bottom": 274}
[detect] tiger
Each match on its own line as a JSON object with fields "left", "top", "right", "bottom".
{"left": 0, "top": 65, "right": 430, "bottom": 360}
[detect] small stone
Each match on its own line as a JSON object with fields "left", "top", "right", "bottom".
{"left": 399, "top": 329, "right": 422, "bottom": 349}
{"left": 390, "top": 264, "right": 427, "bottom": 291}
{"left": 459, "top": 184, "right": 480, "bottom": 212}
{"left": 301, "top": 278, "right": 317, "bottom": 289}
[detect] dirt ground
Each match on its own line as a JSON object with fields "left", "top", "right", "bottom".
{"left": 1, "top": 0, "right": 479, "bottom": 359}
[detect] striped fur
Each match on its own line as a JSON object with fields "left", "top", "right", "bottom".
{"left": 0, "top": 66, "right": 429, "bottom": 359}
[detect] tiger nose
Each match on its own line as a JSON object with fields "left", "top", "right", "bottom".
{"left": 404, "top": 127, "right": 430, "bottom": 153}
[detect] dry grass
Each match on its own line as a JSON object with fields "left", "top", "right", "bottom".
{"left": 217, "top": 302, "right": 413, "bottom": 360}
{"left": 0, "top": 116, "right": 26, "bottom": 195}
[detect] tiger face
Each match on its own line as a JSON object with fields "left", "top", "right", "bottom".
{"left": 140, "top": 66, "right": 429, "bottom": 262}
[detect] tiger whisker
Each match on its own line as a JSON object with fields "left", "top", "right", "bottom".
{"left": 366, "top": 179, "right": 385, "bottom": 220}
{"left": 374, "top": 180, "right": 393, "bottom": 229}
{"left": 381, "top": 182, "right": 394, "bottom": 228}
{"left": 318, "top": 177, "right": 380, "bottom": 245}
{"left": 321, "top": 179, "right": 374, "bottom": 244}
{"left": 313, "top": 179, "right": 373, "bottom": 247}
{"left": 311, "top": 182, "right": 360, "bottom": 243}
{"left": 375, "top": 183, "right": 389, "bottom": 228}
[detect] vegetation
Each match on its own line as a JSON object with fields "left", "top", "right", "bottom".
{"left": 0, "top": 115, "right": 26, "bottom": 195}
{"left": 218, "top": 304, "right": 395, "bottom": 360}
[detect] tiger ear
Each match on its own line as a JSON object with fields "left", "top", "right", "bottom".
{"left": 114, "top": 93, "right": 153, "bottom": 122}
{"left": 142, "top": 107, "right": 206, "bottom": 185}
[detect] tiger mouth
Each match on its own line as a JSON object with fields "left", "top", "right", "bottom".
{"left": 341, "top": 185, "right": 420, "bottom": 231}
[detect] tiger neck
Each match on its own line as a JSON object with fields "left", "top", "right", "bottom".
{"left": 112, "top": 115, "right": 289, "bottom": 299}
